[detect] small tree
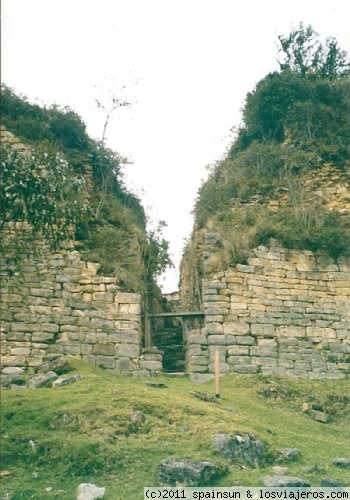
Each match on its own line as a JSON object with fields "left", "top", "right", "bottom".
{"left": 278, "top": 23, "right": 350, "bottom": 78}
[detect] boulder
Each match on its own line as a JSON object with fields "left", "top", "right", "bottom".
{"left": 2, "top": 367, "right": 25, "bottom": 376}
{"left": 191, "top": 391, "right": 219, "bottom": 403}
{"left": 310, "top": 410, "right": 330, "bottom": 423}
{"left": 1, "top": 367, "right": 26, "bottom": 387}
{"left": 320, "top": 478, "right": 343, "bottom": 487}
{"left": 38, "top": 354, "right": 70, "bottom": 374}
{"left": 213, "top": 433, "right": 269, "bottom": 468}
{"left": 157, "top": 458, "right": 224, "bottom": 486}
{"left": 263, "top": 476, "right": 311, "bottom": 487}
{"left": 27, "top": 371, "right": 58, "bottom": 389}
{"left": 76, "top": 483, "right": 105, "bottom": 499}
{"left": 52, "top": 374, "right": 83, "bottom": 387}
{"left": 332, "top": 458, "right": 350, "bottom": 468}
{"left": 278, "top": 448, "right": 301, "bottom": 462}
{"left": 129, "top": 411, "right": 146, "bottom": 431}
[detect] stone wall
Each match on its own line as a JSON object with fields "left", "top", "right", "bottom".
{"left": 0, "top": 225, "right": 161, "bottom": 377}
{"left": 186, "top": 243, "right": 350, "bottom": 380}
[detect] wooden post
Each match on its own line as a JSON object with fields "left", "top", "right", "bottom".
{"left": 215, "top": 349, "right": 220, "bottom": 398}
{"left": 144, "top": 292, "right": 151, "bottom": 348}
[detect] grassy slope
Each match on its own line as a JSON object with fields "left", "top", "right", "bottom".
{"left": 1, "top": 358, "right": 349, "bottom": 499}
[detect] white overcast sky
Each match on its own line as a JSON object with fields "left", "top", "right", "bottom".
{"left": 2, "top": 0, "right": 350, "bottom": 292}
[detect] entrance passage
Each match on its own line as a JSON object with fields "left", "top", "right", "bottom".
{"left": 147, "top": 312, "right": 204, "bottom": 373}
{"left": 153, "top": 324, "right": 184, "bottom": 372}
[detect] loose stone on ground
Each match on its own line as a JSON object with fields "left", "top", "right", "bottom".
{"left": 263, "top": 476, "right": 311, "bottom": 487}
{"left": 213, "top": 433, "right": 269, "bottom": 468}
{"left": 76, "top": 483, "right": 105, "bottom": 499}
{"left": 157, "top": 458, "right": 225, "bottom": 486}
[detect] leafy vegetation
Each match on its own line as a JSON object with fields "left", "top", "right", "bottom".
{"left": 0, "top": 85, "right": 171, "bottom": 293}
{"left": 0, "top": 142, "right": 85, "bottom": 247}
{"left": 1, "top": 358, "right": 349, "bottom": 499}
{"left": 192, "top": 25, "right": 350, "bottom": 272}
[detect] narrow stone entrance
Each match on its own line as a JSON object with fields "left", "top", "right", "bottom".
{"left": 147, "top": 312, "right": 205, "bottom": 374}
{"left": 153, "top": 322, "right": 184, "bottom": 372}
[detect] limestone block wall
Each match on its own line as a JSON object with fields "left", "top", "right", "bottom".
{"left": 187, "top": 244, "right": 350, "bottom": 379}
{"left": 0, "top": 229, "right": 151, "bottom": 376}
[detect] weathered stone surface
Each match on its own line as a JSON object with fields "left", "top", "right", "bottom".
{"left": 272, "top": 466, "right": 288, "bottom": 475}
{"left": 190, "top": 373, "right": 214, "bottom": 383}
{"left": 2, "top": 366, "right": 24, "bottom": 376}
{"left": 320, "top": 478, "right": 343, "bottom": 487}
{"left": 52, "top": 374, "right": 83, "bottom": 387}
{"left": 278, "top": 448, "right": 301, "bottom": 462}
{"left": 96, "top": 356, "right": 115, "bottom": 370}
{"left": 190, "top": 391, "right": 219, "bottom": 403}
{"left": 115, "top": 344, "right": 140, "bottom": 358}
{"left": 196, "top": 244, "right": 350, "bottom": 379}
{"left": 213, "top": 433, "right": 268, "bottom": 468}
{"left": 132, "top": 369, "right": 151, "bottom": 378}
{"left": 332, "top": 457, "right": 350, "bottom": 468}
{"left": 115, "top": 357, "right": 132, "bottom": 372}
{"left": 1, "top": 366, "right": 26, "bottom": 387}
{"left": 263, "top": 476, "right": 311, "bottom": 487}
{"left": 76, "top": 483, "right": 105, "bottom": 499}
{"left": 27, "top": 371, "right": 58, "bottom": 389}
{"left": 310, "top": 410, "right": 331, "bottom": 423}
{"left": 37, "top": 354, "right": 70, "bottom": 374}
{"left": 129, "top": 411, "right": 146, "bottom": 430}
{"left": 139, "top": 360, "right": 162, "bottom": 371}
{"left": 1, "top": 229, "right": 144, "bottom": 377}
{"left": 157, "top": 458, "right": 224, "bottom": 486}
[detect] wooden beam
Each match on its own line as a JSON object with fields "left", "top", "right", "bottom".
{"left": 148, "top": 311, "right": 204, "bottom": 318}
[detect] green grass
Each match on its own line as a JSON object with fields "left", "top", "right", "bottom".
{"left": 1, "top": 358, "right": 349, "bottom": 499}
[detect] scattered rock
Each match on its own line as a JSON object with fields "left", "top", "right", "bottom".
{"left": 278, "top": 448, "right": 301, "bottom": 462}
{"left": 157, "top": 458, "right": 225, "bottom": 486}
{"left": 302, "top": 465, "right": 325, "bottom": 474}
{"left": 52, "top": 374, "right": 83, "bottom": 387}
{"left": 38, "top": 354, "right": 70, "bottom": 374}
{"left": 224, "top": 407, "right": 236, "bottom": 413}
{"left": 2, "top": 367, "right": 24, "bottom": 376}
{"left": 145, "top": 382, "right": 167, "bottom": 388}
{"left": 213, "top": 433, "right": 270, "bottom": 468}
{"left": 320, "top": 478, "right": 343, "bottom": 487}
{"left": 129, "top": 411, "right": 146, "bottom": 431}
{"left": 27, "top": 371, "right": 58, "bottom": 389}
{"left": 263, "top": 476, "right": 311, "bottom": 487}
{"left": 190, "top": 391, "right": 219, "bottom": 404}
{"left": 1, "top": 367, "right": 26, "bottom": 387}
{"left": 9, "top": 385, "right": 27, "bottom": 391}
{"left": 332, "top": 458, "right": 350, "bottom": 468}
{"left": 45, "top": 487, "right": 53, "bottom": 492}
{"left": 76, "top": 483, "right": 105, "bottom": 499}
{"left": 310, "top": 410, "right": 330, "bottom": 423}
{"left": 272, "top": 466, "right": 288, "bottom": 475}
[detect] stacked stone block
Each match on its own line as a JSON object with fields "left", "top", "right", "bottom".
{"left": 188, "top": 244, "right": 350, "bottom": 379}
{"left": 0, "top": 229, "right": 158, "bottom": 377}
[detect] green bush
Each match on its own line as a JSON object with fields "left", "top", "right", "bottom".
{"left": 256, "top": 209, "right": 350, "bottom": 259}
